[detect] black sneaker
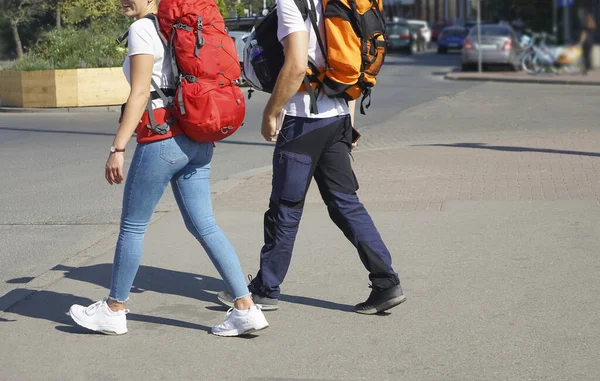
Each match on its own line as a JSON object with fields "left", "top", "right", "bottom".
{"left": 354, "top": 284, "right": 407, "bottom": 315}
{"left": 216, "top": 291, "right": 279, "bottom": 311}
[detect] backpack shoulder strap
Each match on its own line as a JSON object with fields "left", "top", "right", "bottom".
{"left": 144, "top": 13, "right": 168, "bottom": 47}
{"left": 116, "top": 14, "right": 166, "bottom": 46}
{"left": 297, "top": 0, "right": 327, "bottom": 65}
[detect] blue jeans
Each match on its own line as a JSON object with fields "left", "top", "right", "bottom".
{"left": 108, "top": 135, "right": 250, "bottom": 302}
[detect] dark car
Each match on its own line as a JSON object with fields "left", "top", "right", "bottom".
{"left": 431, "top": 23, "right": 451, "bottom": 42}
{"left": 437, "top": 26, "right": 468, "bottom": 53}
{"left": 385, "top": 22, "right": 416, "bottom": 54}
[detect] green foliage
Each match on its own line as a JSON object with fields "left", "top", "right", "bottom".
{"left": 217, "top": 0, "right": 229, "bottom": 17}
{"left": 8, "top": 19, "right": 127, "bottom": 70}
{"left": 59, "top": 0, "right": 120, "bottom": 25}
{"left": 8, "top": 53, "right": 54, "bottom": 70}
{"left": 234, "top": 2, "right": 246, "bottom": 17}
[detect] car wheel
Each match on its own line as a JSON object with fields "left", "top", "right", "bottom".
{"left": 438, "top": 47, "right": 446, "bottom": 54}
{"left": 461, "top": 63, "right": 472, "bottom": 72}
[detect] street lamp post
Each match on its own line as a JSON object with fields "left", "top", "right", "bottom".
{"left": 563, "top": 0, "right": 570, "bottom": 43}
{"left": 477, "top": 0, "right": 482, "bottom": 73}
{"left": 553, "top": 0, "right": 558, "bottom": 40}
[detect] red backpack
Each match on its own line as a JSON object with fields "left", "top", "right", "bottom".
{"left": 120, "top": 0, "right": 245, "bottom": 142}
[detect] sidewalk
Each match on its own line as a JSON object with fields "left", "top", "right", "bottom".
{"left": 446, "top": 69, "right": 600, "bottom": 86}
{"left": 1, "top": 82, "right": 600, "bottom": 380}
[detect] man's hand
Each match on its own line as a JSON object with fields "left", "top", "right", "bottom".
{"left": 261, "top": 113, "right": 279, "bottom": 142}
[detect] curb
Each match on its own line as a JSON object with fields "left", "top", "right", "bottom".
{"left": 0, "top": 164, "right": 273, "bottom": 313}
{"left": 0, "top": 105, "right": 122, "bottom": 114}
{"left": 445, "top": 73, "right": 600, "bottom": 86}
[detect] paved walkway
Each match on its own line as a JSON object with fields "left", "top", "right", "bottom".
{"left": 1, "top": 82, "right": 600, "bottom": 380}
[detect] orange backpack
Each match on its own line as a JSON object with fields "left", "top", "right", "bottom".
{"left": 317, "top": 0, "right": 387, "bottom": 113}
{"left": 243, "top": 0, "right": 387, "bottom": 114}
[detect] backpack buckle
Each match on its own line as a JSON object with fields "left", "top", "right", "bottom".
{"left": 221, "top": 126, "right": 233, "bottom": 134}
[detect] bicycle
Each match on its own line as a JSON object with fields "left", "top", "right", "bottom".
{"left": 521, "top": 31, "right": 582, "bottom": 75}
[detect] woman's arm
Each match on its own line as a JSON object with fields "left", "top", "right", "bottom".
{"left": 114, "top": 54, "right": 154, "bottom": 149}
{"left": 105, "top": 54, "right": 154, "bottom": 185}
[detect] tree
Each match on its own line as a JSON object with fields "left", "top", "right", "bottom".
{"left": 0, "top": 0, "right": 45, "bottom": 58}
{"left": 217, "top": 0, "right": 229, "bottom": 17}
{"left": 234, "top": 1, "right": 246, "bottom": 17}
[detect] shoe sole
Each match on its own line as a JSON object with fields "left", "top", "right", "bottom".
{"left": 69, "top": 309, "right": 127, "bottom": 335}
{"left": 354, "top": 295, "right": 408, "bottom": 315}
{"left": 212, "top": 323, "right": 269, "bottom": 337}
{"left": 217, "top": 294, "right": 279, "bottom": 311}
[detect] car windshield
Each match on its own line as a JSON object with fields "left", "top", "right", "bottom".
{"left": 441, "top": 29, "right": 467, "bottom": 38}
{"left": 387, "top": 24, "right": 409, "bottom": 34}
{"left": 469, "top": 26, "right": 512, "bottom": 37}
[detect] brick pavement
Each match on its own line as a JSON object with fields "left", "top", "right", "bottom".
{"left": 2, "top": 81, "right": 600, "bottom": 381}
{"left": 215, "top": 130, "right": 600, "bottom": 212}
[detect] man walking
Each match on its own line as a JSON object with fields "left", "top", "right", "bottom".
{"left": 218, "top": 0, "right": 406, "bottom": 314}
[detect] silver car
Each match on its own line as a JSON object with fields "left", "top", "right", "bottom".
{"left": 461, "top": 25, "right": 522, "bottom": 71}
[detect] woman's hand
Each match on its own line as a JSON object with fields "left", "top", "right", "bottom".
{"left": 105, "top": 152, "right": 125, "bottom": 185}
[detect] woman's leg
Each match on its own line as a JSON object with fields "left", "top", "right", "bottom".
{"left": 170, "top": 142, "right": 253, "bottom": 309}
{"left": 583, "top": 42, "right": 592, "bottom": 73}
{"left": 69, "top": 140, "right": 180, "bottom": 334}
{"left": 108, "top": 141, "right": 178, "bottom": 307}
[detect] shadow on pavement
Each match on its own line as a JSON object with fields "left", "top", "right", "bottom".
{"left": 0, "top": 289, "right": 213, "bottom": 333}
{"left": 279, "top": 294, "right": 354, "bottom": 312}
{"left": 1, "top": 263, "right": 353, "bottom": 332}
{"left": 0, "top": 126, "right": 115, "bottom": 136}
{"left": 6, "top": 277, "right": 35, "bottom": 284}
{"left": 419, "top": 142, "right": 600, "bottom": 157}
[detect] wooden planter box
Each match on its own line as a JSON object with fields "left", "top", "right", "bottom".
{"left": 0, "top": 68, "right": 129, "bottom": 108}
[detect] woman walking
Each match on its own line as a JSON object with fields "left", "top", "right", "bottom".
{"left": 68, "top": 0, "right": 268, "bottom": 337}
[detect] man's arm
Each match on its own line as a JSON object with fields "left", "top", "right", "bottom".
{"left": 261, "top": 31, "right": 309, "bottom": 141}
{"left": 348, "top": 100, "right": 356, "bottom": 127}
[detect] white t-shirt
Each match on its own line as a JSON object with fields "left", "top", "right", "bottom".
{"left": 276, "top": 0, "right": 349, "bottom": 118}
{"left": 123, "top": 17, "right": 174, "bottom": 109}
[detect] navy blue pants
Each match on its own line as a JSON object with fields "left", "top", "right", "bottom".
{"left": 250, "top": 114, "right": 400, "bottom": 298}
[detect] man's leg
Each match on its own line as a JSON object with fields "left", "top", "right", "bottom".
{"left": 313, "top": 116, "right": 406, "bottom": 314}
{"left": 249, "top": 116, "right": 340, "bottom": 299}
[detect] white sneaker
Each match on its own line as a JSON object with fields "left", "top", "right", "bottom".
{"left": 211, "top": 305, "right": 269, "bottom": 337}
{"left": 69, "top": 299, "right": 128, "bottom": 335}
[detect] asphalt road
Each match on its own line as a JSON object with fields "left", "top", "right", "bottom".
{"left": 0, "top": 50, "right": 475, "bottom": 299}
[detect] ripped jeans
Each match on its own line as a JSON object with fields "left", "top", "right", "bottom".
{"left": 109, "top": 135, "right": 250, "bottom": 302}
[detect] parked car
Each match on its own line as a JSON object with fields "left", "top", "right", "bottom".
{"left": 407, "top": 20, "right": 432, "bottom": 46}
{"left": 431, "top": 23, "right": 451, "bottom": 42}
{"left": 437, "top": 26, "right": 468, "bottom": 53}
{"left": 228, "top": 31, "right": 249, "bottom": 85}
{"left": 461, "top": 24, "right": 523, "bottom": 71}
{"left": 386, "top": 22, "right": 418, "bottom": 54}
